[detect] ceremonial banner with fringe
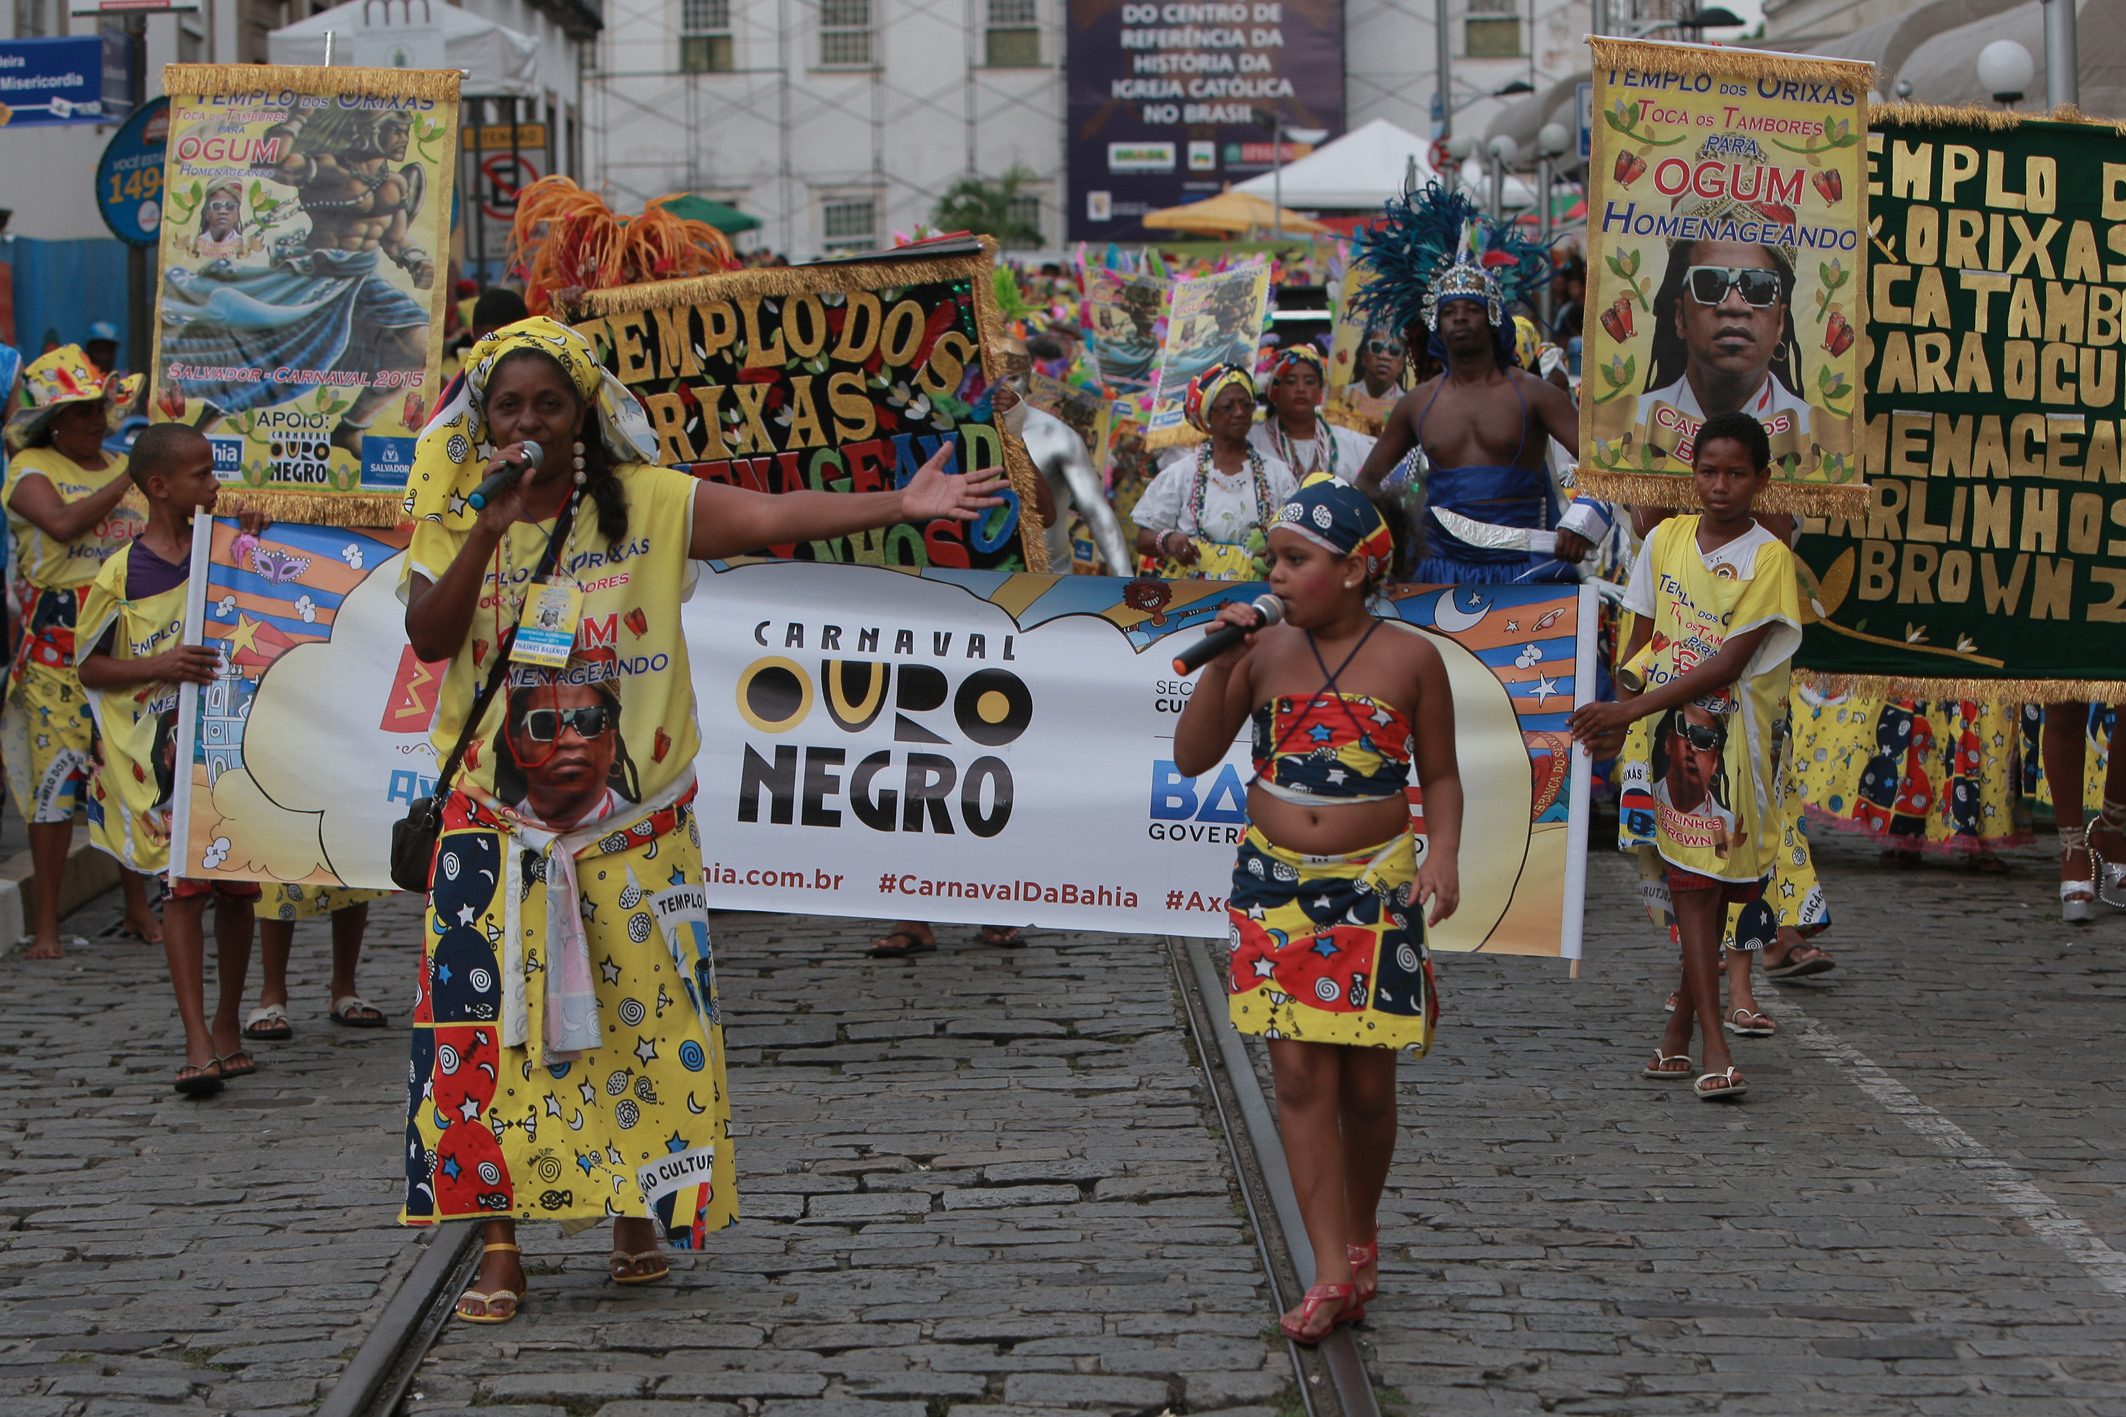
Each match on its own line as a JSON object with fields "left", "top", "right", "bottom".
{"left": 149, "top": 65, "right": 461, "bottom": 527}
{"left": 1579, "top": 38, "right": 1871, "bottom": 515}
{"left": 572, "top": 241, "right": 1048, "bottom": 573}
{"left": 1793, "top": 109, "right": 2126, "bottom": 700}
{"left": 1143, "top": 262, "right": 1272, "bottom": 450}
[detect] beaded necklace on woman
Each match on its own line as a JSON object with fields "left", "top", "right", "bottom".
{"left": 1184, "top": 438, "right": 1274, "bottom": 542}
{"left": 1269, "top": 414, "right": 1339, "bottom": 480}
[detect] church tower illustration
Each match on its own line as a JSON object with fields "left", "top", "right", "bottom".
{"left": 199, "top": 661, "right": 250, "bottom": 785}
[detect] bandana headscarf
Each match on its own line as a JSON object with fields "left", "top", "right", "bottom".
{"left": 403, "top": 316, "right": 658, "bottom": 522}
{"left": 1268, "top": 344, "right": 1327, "bottom": 387}
{"left": 1275, "top": 471, "right": 1394, "bottom": 580}
{"left": 1183, "top": 362, "right": 1257, "bottom": 435}
{"left": 4, "top": 345, "right": 142, "bottom": 453}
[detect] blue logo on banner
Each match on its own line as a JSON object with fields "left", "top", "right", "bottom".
{"left": 207, "top": 436, "right": 245, "bottom": 483}
{"left": 362, "top": 435, "right": 417, "bottom": 491}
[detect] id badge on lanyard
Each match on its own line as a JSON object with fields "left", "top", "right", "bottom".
{"left": 511, "top": 579, "right": 584, "bottom": 669}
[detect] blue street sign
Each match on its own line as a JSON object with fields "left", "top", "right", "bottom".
{"left": 0, "top": 36, "right": 125, "bottom": 126}
{"left": 96, "top": 95, "right": 167, "bottom": 245}
{"left": 1576, "top": 81, "right": 1593, "bottom": 162}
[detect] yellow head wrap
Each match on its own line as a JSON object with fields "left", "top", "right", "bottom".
{"left": 403, "top": 316, "right": 658, "bottom": 524}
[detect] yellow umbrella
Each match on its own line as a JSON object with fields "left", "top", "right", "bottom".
{"left": 1141, "top": 188, "right": 1331, "bottom": 237}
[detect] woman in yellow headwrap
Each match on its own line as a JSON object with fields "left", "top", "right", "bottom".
{"left": 1129, "top": 362, "right": 1297, "bottom": 581}
{"left": 397, "top": 317, "right": 1004, "bottom": 1324}
{"left": 1, "top": 346, "right": 163, "bottom": 957}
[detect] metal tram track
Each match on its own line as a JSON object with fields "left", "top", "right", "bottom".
{"left": 323, "top": 939, "right": 1383, "bottom": 1417}
{"left": 1166, "top": 935, "right": 1383, "bottom": 1417}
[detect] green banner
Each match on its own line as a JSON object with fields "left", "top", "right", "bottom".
{"left": 1795, "top": 112, "right": 2126, "bottom": 697}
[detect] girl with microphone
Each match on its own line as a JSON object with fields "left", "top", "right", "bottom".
{"left": 1171, "top": 472, "right": 1455, "bottom": 1344}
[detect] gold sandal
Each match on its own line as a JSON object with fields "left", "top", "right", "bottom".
{"left": 609, "top": 1248, "right": 670, "bottom": 1285}
{"left": 455, "top": 1242, "right": 526, "bottom": 1324}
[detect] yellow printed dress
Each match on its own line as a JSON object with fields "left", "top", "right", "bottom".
{"left": 1789, "top": 692, "right": 2027, "bottom": 856}
{"left": 2, "top": 446, "right": 144, "bottom": 822}
{"left": 1226, "top": 692, "right": 1436, "bottom": 1053}
{"left": 75, "top": 544, "right": 188, "bottom": 874}
{"left": 399, "top": 462, "right": 735, "bottom": 1247}
{"left": 257, "top": 883, "right": 393, "bottom": 922}
{"left": 1615, "top": 516, "right": 1802, "bottom": 884}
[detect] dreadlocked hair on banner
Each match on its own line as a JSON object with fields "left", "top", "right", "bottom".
{"left": 1579, "top": 38, "right": 1873, "bottom": 516}
{"left": 147, "top": 65, "right": 461, "bottom": 527}
{"left": 1791, "top": 109, "right": 2126, "bottom": 700}
{"left": 573, "top": 240, "right": 1049, "bottom": 574}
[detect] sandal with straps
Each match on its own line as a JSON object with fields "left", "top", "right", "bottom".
{"left": 609, "top": 1248, "right": 670, "bottom": 1285}
{"left": 456, "top": 1242, "right": 527, "bottom": 1324}
{"left": 1346, "top": 1239, "right": 1380, "bottom": 1306}
{"left": 2095, "top": 800, "right": 2126, "bottom": 909}
{"left": 2060, "top": 824, "right": 2097, "bottom": 924}
{"left": 1280, "top": 1282, "right": 1361, "bottom": 1344}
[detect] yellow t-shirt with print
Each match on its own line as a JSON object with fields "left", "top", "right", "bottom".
{"left": 4, "top": 446, "right": 145, "bottom": 592}
{"left": 1615, "top": 514, "right": 1802, "bottom": 883}
{"left": 76, "top": 545, "right": 191, "bottom": 873}
{"left": 405, "top": 462, "right": 703, "bottom": 820}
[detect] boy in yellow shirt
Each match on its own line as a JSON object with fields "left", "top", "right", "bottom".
{"left": 78, "top": 424, "right": 267, "bottom": 1096}
{"left": 1569, "top": 410, "right": 1802, "bottom": 1102}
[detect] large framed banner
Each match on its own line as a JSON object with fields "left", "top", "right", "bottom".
{"left": 1579, "top": 38, "right": 1871, "bottom": 514}
{"left": 1795, "top": 111, "right": 2126, "bottom": 698}
{"left": 569, "top": 242, "right": 1049, "bottom": 573}
{"left": 1081, "top": 262, "right": 1167, "bottom": 399}
{"left": 1143, "top": 262, "right": 1273, "bottom": 448}
{"left": 149, "top": 65, "right": 461, "bottom": 525}
{"left": 169, "top": 527, "right": 1595, "bottom": 956}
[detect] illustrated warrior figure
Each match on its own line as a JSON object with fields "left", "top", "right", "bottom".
{"left": 161, "top": 106, "right": 435, "bottom": 459}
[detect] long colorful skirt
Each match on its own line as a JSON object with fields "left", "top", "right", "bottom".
{"left": 400, "top": 791, "right": 736, "bottom": 1248}
{"left": 1789, "top": 689, "right": 2028, "bottom": 855}
{"left": 1, "top": 586, "right": 96, "bottom": 824}
{"left": 1226, "top": 826, "right": 1435, "bottom": 1052}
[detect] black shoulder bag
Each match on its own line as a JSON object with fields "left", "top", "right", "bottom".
{"left": 389, "top": 493, "right": 582, "bottom": 894}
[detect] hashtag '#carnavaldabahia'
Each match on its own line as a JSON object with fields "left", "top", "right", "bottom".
{"left": 878, "top": 872, "right": 897, "bottom": 893}
{"left": 1165, "top": 890, "right": 1184, "bottom": 909}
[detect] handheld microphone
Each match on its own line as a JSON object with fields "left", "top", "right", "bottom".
{"left": 1172, "top": 594, "right": 1283, "bottom": 675}
{"left": 466, "top": 440, "right": 544, "bottom": 511}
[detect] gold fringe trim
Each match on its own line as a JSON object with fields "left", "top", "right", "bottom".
{"left": 1142, "top": 424, "right": 1208, "bottom": 452}
{"left": 1795, "top": 668, "right": 2126, "bottom": 705}
{"left": 215, "top": 491, "right": 410, "bottom": 528}
{"left": 1588, "top": 36, "right": 1873, "bottom": 88}
{"left": 1321, "top": 406, "right": 1382, "bottom": 437}
{"left": 163, "top": 63, "right": 462, "bottom": 102}
{"left": 964, "top": 237, "right": 1050, "bottom": 575}
{"left": 581, "top": 248, "right": 997, "bottom": 316}
{"left": 1577, "top": 470, "right": 1870, "bottom": 516}
{"left": 1869, "top": 100, "right": 2126, "bottom": 136}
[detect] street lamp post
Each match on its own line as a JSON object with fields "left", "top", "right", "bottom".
{"left": 2040, "top": 0, "right": 2078, "bottom": 109}
{"left": 1977, "top": 40, "right": 2035, "bottom": 108}
{"left": 1537, "top": 121, "right": 1569, "bottom": 326}
{"left": 1488, "top": 134, "right": 1519, "bottom": 223}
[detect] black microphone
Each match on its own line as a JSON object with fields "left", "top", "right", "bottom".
{"left": 466, "top": 440, "right": 544, "bottom": 511}
{"left": 1172, "top": 594, "right": 1284, "bottom": 675}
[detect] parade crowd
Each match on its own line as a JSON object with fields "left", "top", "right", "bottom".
{"left": 2, "top": 180, "right": 2119, "bottom": 1350}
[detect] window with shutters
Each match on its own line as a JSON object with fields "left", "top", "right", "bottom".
{"left": 1004, "top": 194, "right": 1043, "bottom": 248}
{"left": 1465, "top": 0, "right": 1519, "bottom": 56}
{"left": 680, "top": 0, "right": 735, "bottom": 72}
{"left": 985, "top": 0, "right": 1039, "bottom": 66}
{"left": 14, "top": 0, "right": 48, "bottom": 37}
{"left": 819, "top": 0, "right": 873, "bottom": 67}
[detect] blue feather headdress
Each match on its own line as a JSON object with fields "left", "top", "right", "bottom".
{"left": 1349, "top": 181, "right": 1552, "bottom": 359}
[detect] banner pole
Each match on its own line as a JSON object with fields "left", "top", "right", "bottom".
{"left": 1559, "top": 581, "right": 1598, "bottom": 969}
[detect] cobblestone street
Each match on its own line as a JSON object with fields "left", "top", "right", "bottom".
{"left": 2, "top": 827, "right": 2124, "bottom": 1416}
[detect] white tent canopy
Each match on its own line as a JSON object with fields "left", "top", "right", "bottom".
{"left": 267, "top": 0, "right": 539, "bottom": 98}
{"left": 1232, "top": 119, "right": 1441, "bottom": 210}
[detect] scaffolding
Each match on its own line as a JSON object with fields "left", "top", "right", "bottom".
{"left": 584, "top": 0, "right": 1067, "bottom": 260}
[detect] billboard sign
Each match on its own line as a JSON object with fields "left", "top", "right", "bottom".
{"left": 1066, "top": 0, "right": 1345, "bottom": 242}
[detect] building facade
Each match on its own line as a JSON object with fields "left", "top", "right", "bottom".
{"left": 586, "top": 0, "right": 1591, "bottom": 260}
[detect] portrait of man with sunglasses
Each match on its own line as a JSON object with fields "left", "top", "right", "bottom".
{"left": 1649, "top": 703, "right": 1742, "bottom": 861}
{"left": 1341, "top": 327, "right": 1411, "bottom": 423}
{"left": 1634, "top": 238, "right": 1810, "bottom": 469}
{"left": 492, "top": 676, "right": 642, "bottom": 830}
